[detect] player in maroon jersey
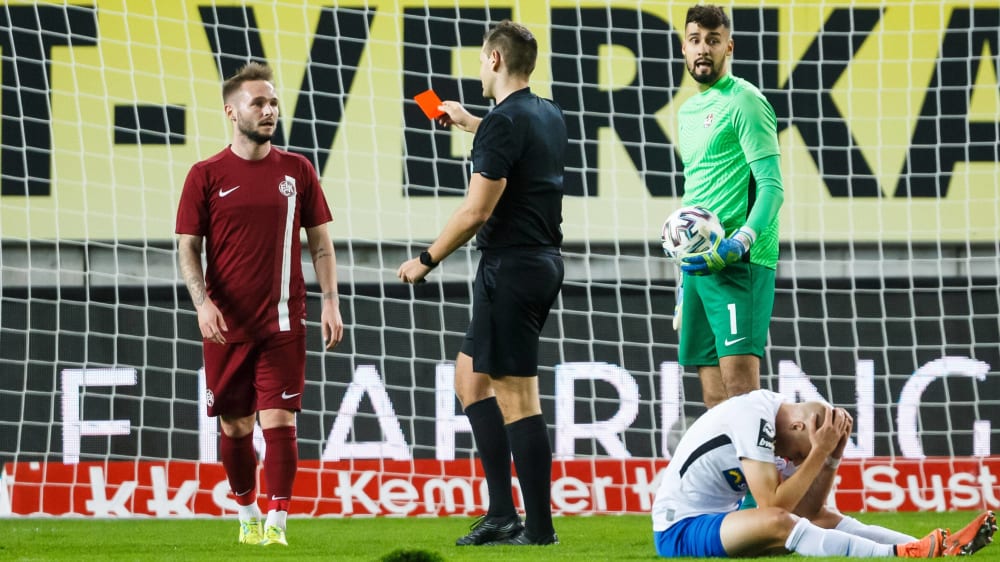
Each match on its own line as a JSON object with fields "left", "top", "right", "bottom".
{"left": 175, "top": 62, "right": 343, "bottom": 547}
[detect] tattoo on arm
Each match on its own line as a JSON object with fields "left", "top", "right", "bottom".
{"left": 178, "top": 236, "right": 207, "bottom": 307}
{"left": 306, "top": 228, "right": 338, "bottom": 299}
{"left": 185, "top": 274, "right": 207, "bottom": 307}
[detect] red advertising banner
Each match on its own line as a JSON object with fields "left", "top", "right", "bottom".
{"left": 4, "top": 457, "right": 1000, "bottom": 517}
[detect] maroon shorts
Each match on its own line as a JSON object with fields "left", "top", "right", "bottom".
{"left": 202, "top": 332, "right": 306, "bottom": 417}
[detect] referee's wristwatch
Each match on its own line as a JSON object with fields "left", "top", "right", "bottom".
{"left": 419, "top": 250, "right": 439, "bottom": 269}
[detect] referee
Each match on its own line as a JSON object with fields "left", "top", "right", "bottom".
{"left": 397, "top": 20, "right": 565, "bottom": 547}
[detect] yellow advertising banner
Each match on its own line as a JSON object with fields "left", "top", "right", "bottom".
{"left": 0, "top": 0, "right": 997, "bottom": 243}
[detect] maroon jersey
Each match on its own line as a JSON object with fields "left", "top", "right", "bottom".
{"left": 176, "top": 146, "right": 332, "bottom": 342}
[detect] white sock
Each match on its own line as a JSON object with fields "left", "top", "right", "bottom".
{"left": 237, "top": 503, "right": 262, "bottom": 523}
{"left": 836, "top": 515, "right": 917, "bottom": 543}
{"left": 785, "top": 518, "right": 895, "bottom": 557}
{"left": 265, "top": 510, "right": 288, "bottom": 530}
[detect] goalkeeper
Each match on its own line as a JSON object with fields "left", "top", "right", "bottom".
{"left": 672, "top": 4, "right": 784, "bottom": 410}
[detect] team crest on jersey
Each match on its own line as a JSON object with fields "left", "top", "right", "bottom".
{"left": 758, "top": 418, "right": 776, "bottom": 450}
{"left": 205, "top": 389, "right": 215, "bottom": 408}
{"left": 722, "top": 467, "right": 747, "bottom": 492}
{"left": 703, "top": 113, "right": 714, "bottom": 128}
{"left": 278, "top": 175, "right": 296, "bottom": 197}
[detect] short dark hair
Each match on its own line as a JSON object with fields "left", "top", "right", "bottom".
{"left": 483, "top": 20, "right": 537, "bottom": 78}
{"left": 686, "top": 4, "right": 731, "bottom": 30}
{"left": 222, "top": 62, "right": 274, "bottom": 102}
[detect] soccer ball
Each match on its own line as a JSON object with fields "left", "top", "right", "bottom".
{"left": 661, "top": 205, "right": 725, "bottom": 261}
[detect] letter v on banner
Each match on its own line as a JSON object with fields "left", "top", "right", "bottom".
{"left": 197, "top": 5, "right": 374, "bottom": 176}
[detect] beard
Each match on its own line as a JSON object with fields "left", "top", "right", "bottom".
{"left": 237, "top": 118, "right": 273, "bottom": 145}
{"left": 687, "top": 59, "right": 723, "bottom": 85}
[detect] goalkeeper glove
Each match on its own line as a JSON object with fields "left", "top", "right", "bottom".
{"left": 680, "top": 227, "right": 756, "bottom": 276}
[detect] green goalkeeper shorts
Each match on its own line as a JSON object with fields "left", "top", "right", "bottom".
{"left": 677, "top": 261, "right": 776, "bottom": 367}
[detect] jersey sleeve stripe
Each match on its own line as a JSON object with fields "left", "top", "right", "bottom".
{"left": 678, "top": 434, "right": 733, "bottom": 478}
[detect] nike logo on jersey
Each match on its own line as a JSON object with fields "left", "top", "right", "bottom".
{"left": 724, "top": 337, "right": 746, "bottom": 346}
{"left": 219, "top": 185, "right": 241, "bottom": 197}
{"left": 281, "top": 391, "right": 301, "bottom": 399}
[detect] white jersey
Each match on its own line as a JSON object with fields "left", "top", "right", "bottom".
{"left": 652, "top": 390, "right": 786, "bottom": 532}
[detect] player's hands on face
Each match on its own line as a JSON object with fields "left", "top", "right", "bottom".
{"left": 196, "top": 299, "right": 228, "bottom": 344}
{"left": 680, "top": 231, "right": 748, "bottom": 275}
{"left": 396, "top": 257, "right": 432, "bottom": 285}
{"left": 808, "top": 406, "right": 849, "bottom": 458}
{"left": 831, "top": 407, "right": 853, "bottom": 459}
{"left": 436, "top": 101, "right": 479, "bottom": 133}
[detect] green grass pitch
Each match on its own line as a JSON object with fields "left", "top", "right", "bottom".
{"left": 4, "top": 512, "right": 999, "bottom": 561}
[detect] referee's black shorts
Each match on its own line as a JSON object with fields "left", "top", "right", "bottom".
{"left": 461, "top": 247, "right": 563, "bottom": 377}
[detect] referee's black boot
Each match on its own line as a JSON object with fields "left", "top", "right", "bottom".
{"left": 485, "top": 529, "right": 559, "bottom": 546}
{"left": 455, "top": 514, "right": 524, "bottom": 546}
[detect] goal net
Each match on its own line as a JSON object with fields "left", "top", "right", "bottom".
{"left": 1, "top": 0, "right": 999, "bottom": 517}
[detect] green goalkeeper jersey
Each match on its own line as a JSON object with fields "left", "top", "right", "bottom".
{"left": 678, "top": 74, "right": 781, "bottom": 268}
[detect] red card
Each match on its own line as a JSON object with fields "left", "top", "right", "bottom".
{"left": 414, "top": 89, "right": 445, "bottom": 119}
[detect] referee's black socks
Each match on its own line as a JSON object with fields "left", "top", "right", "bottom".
{"left": 465, "top": 397, "right": 517, "bottom": 518}
{"left": 506, "top": 414, "right": 555, "bottom": 538}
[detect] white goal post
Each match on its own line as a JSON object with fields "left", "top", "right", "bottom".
{"left": 1, "top": 0, "right": 999, "bottom": 517}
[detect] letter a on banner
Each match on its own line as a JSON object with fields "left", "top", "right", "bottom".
{"left": 323, "top": 365, "right": 410, "bottom": 460}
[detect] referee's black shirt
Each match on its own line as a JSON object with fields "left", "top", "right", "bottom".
{"left": 471, "top": 87, "right": 566, "bottom": 250}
